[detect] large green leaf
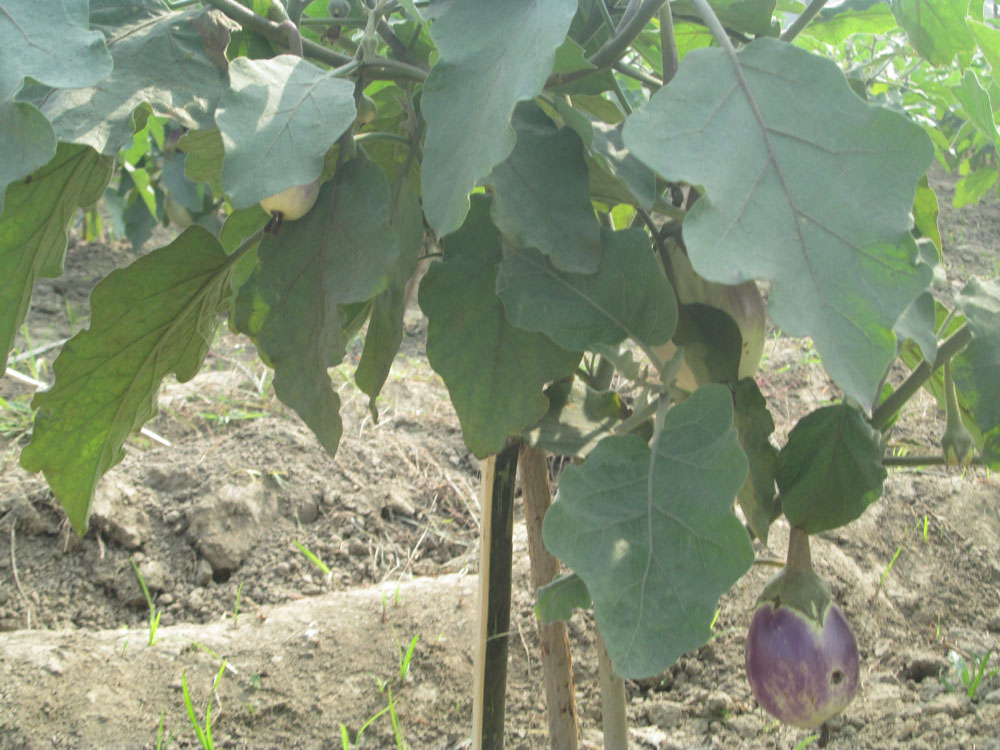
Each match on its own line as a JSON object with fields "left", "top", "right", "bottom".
{"left": 420, "top": 0, "right": 577, "bottom": 237}
{"left": 542, "top": 386, "right": 753, "bottom": 678}
{"left": 355, "top": 182, "right": 425, "bottom": 419}
{"left": 952, "top": 279, "right": 1000, "bottom": 435}
{"left": 215, "top": 55, "right": 356, "bottom": 209}
{"left": 775, "top": 403, "right": 886, "bottom": 535}
{"left": 0, "top": 0, "right": 112, "bottom": 101}
{"left": 419, "top": 196, "right": 581, "bottom": 457}
{"left": 496, "top": 227, "right": 676, "bottom": 352}
{"left": 20, "top": 226, "right": 237, "bottom": 534}
{"left": 0, "top": 100, "right": 56, "bottom": 213}
{"left": 623, "top": 38, "right": 933, "bottom": 406}
{"left": 891, "top": 0, "right": 975, "bottom": 67}
{"left": 484, "top": 101, "right": 602, "bottom": 274}
{"left": 234, "top": 156, "right": 400, "bottom": 455}
{"left": 39, "top": 7, "right": 235, "bottom": 155}
{"left": 0, "top": 143, "right": 113, "bottom": 365}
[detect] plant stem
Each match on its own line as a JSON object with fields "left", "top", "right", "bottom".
{"left": 202, "top": 0, "right": 426, "bottom": 82}
{"left": 548, "top": 0, "right": 667, "bottom": 88}
{"left": 659, "top": 1, "right": 679, "bottom": 85}
{"left": 596, "top": 628, "right": 628, "bottom": 750}
{"left": 588, "top": 0, "right": 667, "bottom": 71}
{"left": 780, "top": 0, "right": 831, "bottom": 43}
{"left": 786, "top": 526, "right": 811, "bottom": 571}
{"left": 871, "top": 324, "right": 973, "bottom": 430}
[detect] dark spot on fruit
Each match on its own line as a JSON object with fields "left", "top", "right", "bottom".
{"left": 831, "top": 670, "right": 843, "bottom": 685}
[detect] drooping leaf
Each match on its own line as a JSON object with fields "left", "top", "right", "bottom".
{"left": 420, "top": 0, "right": 577, "bottom": 236}
{"left": 215, "top": 55, "right": 356, "bottom": 209}
{"left": 525, "top": 378, "right": 626, "bottom": 457}
{"left": 623, "top": 38, "right": 933, "bottom": 406}
{"left": 419, "top": 196, "right": 581, "bottom": 457}
{"left": 891, "top": 0, "right": 976, "bottom": 67}
{"left": 543, "top": 386, "right": 753, "bottom": 678}
{"left": 20, "top": 226, "right": 237, "bottom": 534}
{"left": 775, "top": 403, "right": 886, "bottom": 535}
{"left": 0, "top": 100, "right": 56, "bottom": 213}
{"left": 179, "top": 128, "right": 225, "bottom": 195}
{"left": 39, "top": 7, "right": 236, "bottom": 155}
{"left": 0, "top": 143, "right": 113, "bottom": 365}
{"left": 485, "top": 101, "right": 602, "bottom": 274}
{"left": 895, "top": 291, "right": 938, "bottom": 363}
{"left": 535, "top": 573, "right": 592, "bottom": 624}
{"left": 952, "top": 279, "right": 1000, "bottom": 435}
{"left": 497, "top": 227, "right": 676, "bottom": 352}
{"left": 355, "top": 181, "right": 425, "bottom": 419}
{"left": 952, "top": 70, "right": 998, "bottom": 149}
{"left": 0, "top": 0, "right": 112, "bottom": 101}
{"left": 733, "top": 378, "right": 779, "bottom": 542}
{"left": 234, "top": 156, "right": 400, "bottom": 455}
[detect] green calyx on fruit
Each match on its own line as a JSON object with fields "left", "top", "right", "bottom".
{"left": 756, "top": 527, "right": 832, "bottom": 626}
{"left": 653, "top": 239, "right": 766, "bottom": 390}
{"left": 941, "top": 361, "right": 975, "bottom": 469}
{"left": 259, "top": 180, "right": 321, "bottom": 222}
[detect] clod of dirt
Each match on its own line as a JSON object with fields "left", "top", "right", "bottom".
{"left": 91, "top": 478, "right": 152, "bottom": 550}
{"left": 187, "top": 482, "right": 275, "bottom": 575}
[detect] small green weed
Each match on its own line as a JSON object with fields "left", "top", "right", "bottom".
{"left": 155, "top": 710, "right": 174, "bottom": 750}
{"left": 130, "top": 558, "right": 162, "bottom": 645}
{"left": 232, "top": 582, "right": 244, "bottom": 627}
{"left": 872, "top": 545, "right": 903, "bottom": 602}
{"left": 793, "top": 734, "right": 821, "bottom": 749}
{"left": 293, "top": 539, "right": 332, "bottom": 579}
{"left": 181, "top": 660, "right": 227, "bottom": 750}
{"left": 397, "top": 632, "right": 419, "bottom": 683}
{"left": 940, "top": 649, "right": 998, "bottom": 699}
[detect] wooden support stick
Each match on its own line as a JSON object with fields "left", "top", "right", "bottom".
{"left": 472, "top": 440, "right": 520, "bottom": 750}
{"left": 519, "top": 444, "right": 579, "bottom": 749}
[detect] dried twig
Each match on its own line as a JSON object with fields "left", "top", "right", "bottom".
{"left": 10, "top": 526, "right": 33, "bottom": 629}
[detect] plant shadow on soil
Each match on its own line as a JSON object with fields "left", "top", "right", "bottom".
{"left": 1, "top": 167, "right": 999, "bottom": 749}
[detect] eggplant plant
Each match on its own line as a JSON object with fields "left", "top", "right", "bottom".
{"left": 2, "top": 0, "right": 999, "bottom": 747}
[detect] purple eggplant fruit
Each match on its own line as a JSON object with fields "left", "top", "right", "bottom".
{"left": 745, "top": 528, "right": 859, "bottom": 729}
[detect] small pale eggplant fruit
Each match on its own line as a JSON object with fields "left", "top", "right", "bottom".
{"left": 259, "top": 180, "right": 321, "bottom": 222}
{"left": 745, "top": 528, "right": 859, "bottom": 729}
{"left": 941, "top": 361, "right": 975, "bottom": 469}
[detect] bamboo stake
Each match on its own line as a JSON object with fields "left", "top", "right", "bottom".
{"left": 472, "top": 440, "right": 520, "bottom": 750}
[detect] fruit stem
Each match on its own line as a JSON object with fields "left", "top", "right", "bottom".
{"left": 786, "top": 526, "right": 811, "bottom": 572}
